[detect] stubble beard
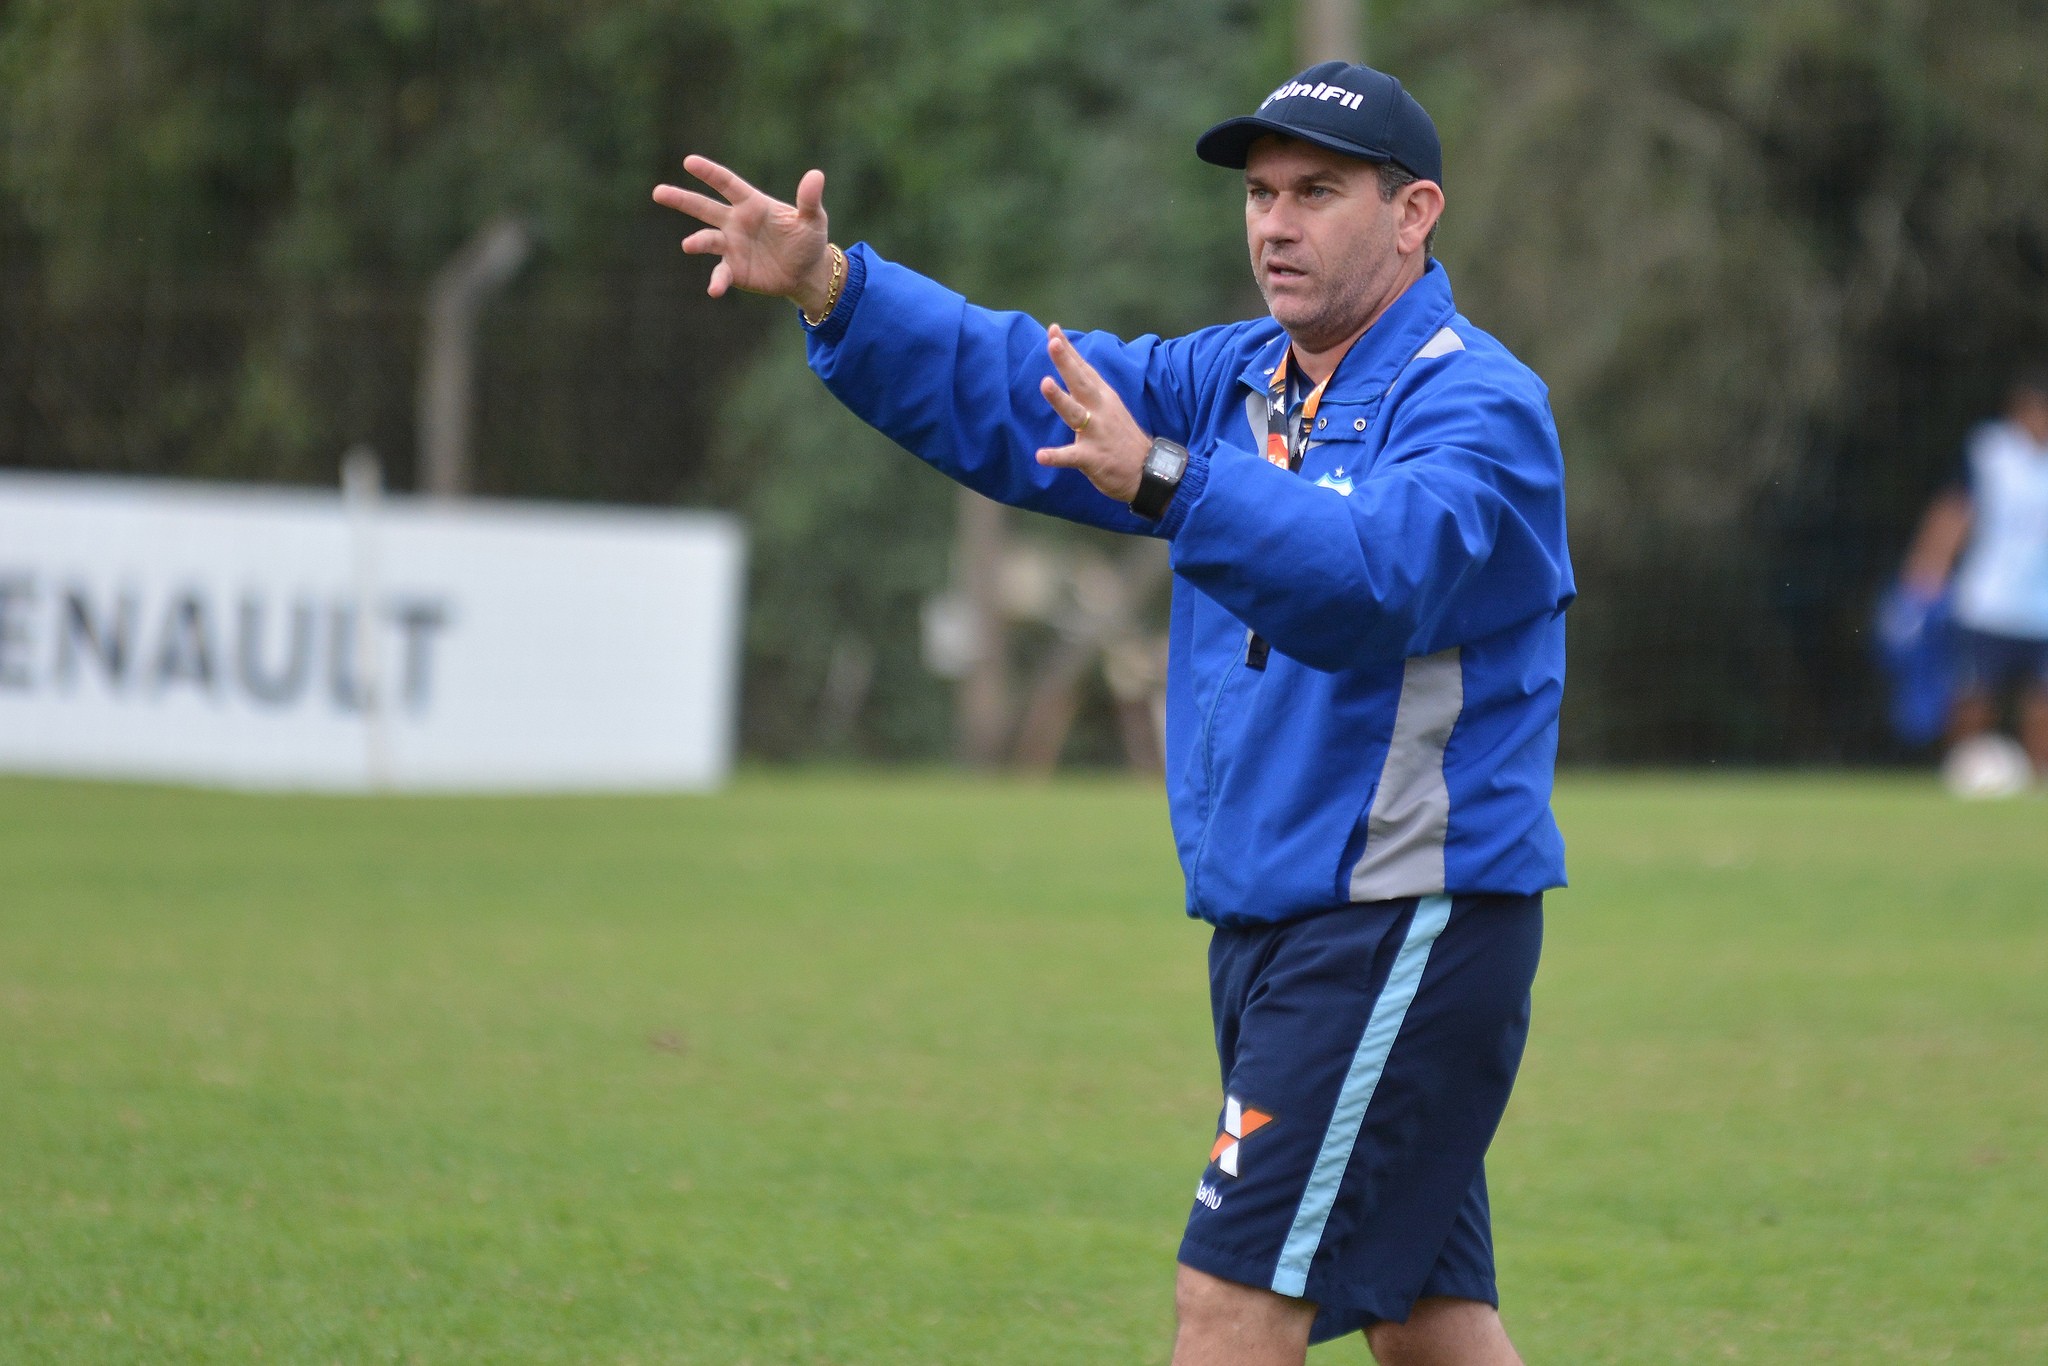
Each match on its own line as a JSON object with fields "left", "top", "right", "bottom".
{"left": 1255, "top": 239, "right": 1396, "bottom": 356}
{"left": 1265, "top": 284, "right": 1363, "bottom": 354}
{"left": 1260, "top": 269, "right": 1376, "bottom": 355}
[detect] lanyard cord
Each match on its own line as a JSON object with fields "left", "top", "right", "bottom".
{"left": 1264, "top": 340, "right": 1358, "bottom": 472}
{"left": 1249, "top": 338, "right": 1361, "bottom": 671}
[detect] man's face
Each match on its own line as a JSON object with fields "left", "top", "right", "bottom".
{"left": 1244, "top": 136, "right": 1427, "bottom": 351}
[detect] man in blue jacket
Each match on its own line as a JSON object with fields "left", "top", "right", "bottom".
{"left": 657, "top": 61, "right": 1570, "bottom": 1366}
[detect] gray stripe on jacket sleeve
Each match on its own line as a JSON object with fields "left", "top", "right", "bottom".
{"left": 1349, "top": 647, "right": 1463, "bottom": 900}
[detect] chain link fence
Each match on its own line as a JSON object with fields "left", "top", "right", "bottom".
{"left": 0, "top": 265, "right": 1987, "bottom": 768}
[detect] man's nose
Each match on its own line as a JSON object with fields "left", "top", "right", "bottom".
{"left": 1255, "top": 202, "right": 1301, "bottom": 243}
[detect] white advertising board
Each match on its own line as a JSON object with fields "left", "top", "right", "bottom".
{"left": 0, "top": 471, "right": 745, "bottom": 791}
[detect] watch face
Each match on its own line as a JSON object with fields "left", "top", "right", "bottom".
{"left": 1132, "top": 438, "right": 1188, "bottom": 519}
{"left": 1150, "top": 440, "right": 1188, "bottom": 480}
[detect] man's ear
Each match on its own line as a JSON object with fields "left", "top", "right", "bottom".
{"left": 1398, "top": 181, "right": 1445, "bottom": 256}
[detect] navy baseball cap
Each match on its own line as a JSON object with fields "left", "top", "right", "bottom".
{"left": 1197, "top": 61, "right": 1442, "bottom": 186}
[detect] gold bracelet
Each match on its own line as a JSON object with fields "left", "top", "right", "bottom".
{"left": 803, "top": 244, "right": 846, "bottom": 326}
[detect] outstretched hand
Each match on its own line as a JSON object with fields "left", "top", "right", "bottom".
{"left": 1036, "top": 325, "right": 1152, "bottom": 503}
{"left": 653, "top": 156, "right": 834, "bottom": 315}
{"left": 657, "top": 169, "right": 1150, "bottom": 501}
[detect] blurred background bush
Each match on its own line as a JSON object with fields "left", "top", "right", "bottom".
{"left": 4, "top": 0, "right": 2045, "bottom": 766}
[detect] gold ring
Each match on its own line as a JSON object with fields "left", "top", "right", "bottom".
{"left": 1076, "top": 408, "right": 1092, "bottom": 434}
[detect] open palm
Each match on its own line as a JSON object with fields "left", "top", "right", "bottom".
{"left": 652, "top": 156, "right": 832, "bottom": 312}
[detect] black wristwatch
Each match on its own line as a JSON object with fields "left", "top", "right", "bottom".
{"left": 1128, "top": 437, "right": 1189, "bottom": 521}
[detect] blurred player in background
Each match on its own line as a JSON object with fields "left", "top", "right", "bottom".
{"left": 1904, "top": 365, "right": 2048, "bottom": 782}
{"left": 658, "top": 62, "right": 1571, "bottom": 1366}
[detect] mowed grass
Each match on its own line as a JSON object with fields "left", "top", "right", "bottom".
{"left": 1, "top": 773, "right": 2044, "bottom": 1364}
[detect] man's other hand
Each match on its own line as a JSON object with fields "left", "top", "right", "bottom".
{"left": 1036, "top": 325, "right": 1152, "bottom": 504}
{"left": 652, "top": 157, "right": 833, "bottom": 315}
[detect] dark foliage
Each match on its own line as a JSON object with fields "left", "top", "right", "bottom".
{"left": 5, "top": 0, "right": 2046, "bottom": 762}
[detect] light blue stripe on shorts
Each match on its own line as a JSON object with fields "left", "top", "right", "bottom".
{"left": 1270, "top": 893, "right": 1454, "bottom": 1298}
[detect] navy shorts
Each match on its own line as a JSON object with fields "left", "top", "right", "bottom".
{"left": 1178, "top": 892, "right": 1542, "bottom": 1343}
{"left": 1955, "top": 626, "right": 2048, "bottom": 695}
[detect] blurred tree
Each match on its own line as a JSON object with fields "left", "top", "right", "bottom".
{"left": 0, "top": 0, "right": 1287, "bottom": 764}
{"left": 683, "top": 0, "right": 1287, "bottom": 759}
{"left": 6, "top": 0, "right": 2048, "bottom": 763}
{"left": 0, "top": 0, "right": 747, "bottom": 491}
{"left": 1382, "top": 0, "right": 2048, "bottom": 758}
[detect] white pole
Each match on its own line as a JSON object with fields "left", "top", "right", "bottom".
{"left": 342, "top": 445, "right": 390, "bottom": 790}
{"left": 1298, "top": 0, "right": 1364, "bottom": 66}
{"left": 419, "top": 216, "right": 532, "bottom": 498}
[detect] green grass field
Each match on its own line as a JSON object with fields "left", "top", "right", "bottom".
{"left": 2, "top": 772, "right": 2044, "bottom": 1363}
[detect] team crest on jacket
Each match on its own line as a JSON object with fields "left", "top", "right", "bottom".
{"left": 1314, "top": 468, "right": 1354, "bottom": 496}
{"left": 1208, "top": 1095, "right": 1275, "bottom": 1178}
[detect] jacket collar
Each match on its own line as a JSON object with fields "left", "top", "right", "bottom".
{"left": 1237, "top": 260, "right": 1457, "bottom": 407}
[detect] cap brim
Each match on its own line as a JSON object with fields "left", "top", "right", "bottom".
{"left": 1195, "top": 115, "right": 1397, "bottom": 170}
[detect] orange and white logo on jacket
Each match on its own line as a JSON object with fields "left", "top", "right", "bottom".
{"left": 1208, "top": 1095, "right": 1274, "bottom": 1178}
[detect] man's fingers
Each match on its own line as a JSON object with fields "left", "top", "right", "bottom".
{"left": 680, "top": 228, "right": 725, "bottom": 257}
{"left": 794, "top": 168, "right": 826, "bottom": 220}
{"left": 708, "top": 261, "right": 733, "bottom": 298}
{"left": 1035, "top": 442, "right": 1084, "bottom": 469}
{"left": 1046, "top": 324, "right": 1104, "bottom": 401}
{"left": 682, "top": 154, "right": 760, "bottom": 204}
{"left": 652, "top": 184, "right": 731, "bottom": 227}
{"left": 1039, "top": 374, "right": 1089, "bottom": 430}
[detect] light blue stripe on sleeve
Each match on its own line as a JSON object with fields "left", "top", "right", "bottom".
{"left": 1270, "top": 893, "right": 1454, "bottom": 1298}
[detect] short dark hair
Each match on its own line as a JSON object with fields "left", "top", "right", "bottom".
{"left": 1374, "top": 161, "right": 1438, "bottom": 259}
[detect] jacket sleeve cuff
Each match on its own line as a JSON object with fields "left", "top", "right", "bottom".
{"left": 797, "top": 243, "right": 869, "bottom": 344}
{"left": 1154, "top": 441, "right": 1211, "bottom": 540}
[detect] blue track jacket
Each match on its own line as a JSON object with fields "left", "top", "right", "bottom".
{"left": 806, "top": 245, "right": 1572, "bottom": 927}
